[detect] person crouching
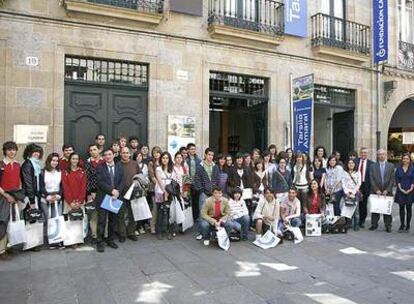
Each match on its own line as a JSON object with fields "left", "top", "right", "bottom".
{"left": 227, "top": 187, "right": 250, "bottom": 241}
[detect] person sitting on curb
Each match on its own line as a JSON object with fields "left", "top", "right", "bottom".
{"left": 227, "top": 187, "right": 250, "bottom": 241}
{"left": 253, "top": 187, "right": 280, "bottom": 240}
{"left": 199, "top": 186, "right": 231, "bottom": 246}
{"left": 279, "top": 187, "right": 302, "bottom": 231}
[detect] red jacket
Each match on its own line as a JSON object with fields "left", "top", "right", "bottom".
{"left": 62, "top": 168, "right": 87, "bottom": 204}
{"left": 59, "top": 157, "right": 85, "bottom": 172}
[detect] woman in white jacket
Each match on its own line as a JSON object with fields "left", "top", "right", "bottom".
{"left": 342, "top": 159, "right": 362, "bottom": 231}
{"left": 253, "top": 187, "right": 280, "bottom": 239}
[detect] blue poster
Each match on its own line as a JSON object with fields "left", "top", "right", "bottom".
{"left": 293, "top": 98, "right": 313, "bottom": 154}
{"left": 292, "top": 74, "right": 314, "bottom": 154}
{"left": 373, "top": 0, "right": 388, "bottom": 63}
{"left": 284, "top": 0, "right": 307, "bottom": 37}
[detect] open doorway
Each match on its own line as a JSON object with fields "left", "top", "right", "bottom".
{"left": 209, "top": 72, "right": 268, "bottom": 154}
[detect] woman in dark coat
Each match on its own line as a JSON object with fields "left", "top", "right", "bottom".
{"left": 395, "top": 153, "right": 414, "bottom": 232}
{"left": 21, "top": 143, "right": 44, "bottom": 209}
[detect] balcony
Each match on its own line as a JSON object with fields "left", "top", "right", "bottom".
{"left": 64, "top": 0, "right": 164, "bottom": 25}
{"left": 208, "top": 0, "right": 284, "bottom": 47}
{"left": 311, "top": 13, "right": 370, "bottom": 63}
{"left": 398, "top": 40, "right": 414, "bottom": 72}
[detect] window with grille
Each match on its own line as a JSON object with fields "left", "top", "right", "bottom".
{"left": 65, "top": 56, "right": 149, "bottom": 86}
{"left": 209, "top": 71, "right": 267, "bottom": 97}
{"left": 398, "top": 0, "right": 414, "bottom": 44}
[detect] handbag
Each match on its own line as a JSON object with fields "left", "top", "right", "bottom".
{"left": 24, "top": 197, "right": 43, "bottom": 222}
{"left": 7, "top": 203, "right": 27, "bottom": 246}
{"left": 47, "top": 203, "right": 66, "bottom": 244}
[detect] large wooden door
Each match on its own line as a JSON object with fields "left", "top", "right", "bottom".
{"left": 65, "top": 83, "right": 147, "bottom": 157}
{"left": 333, "top": 110, "right": 354, "bottom": 158}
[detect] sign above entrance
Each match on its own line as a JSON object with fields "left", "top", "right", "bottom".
{"left": 284, "top": 0, "right": 308, "bottom": 37}
{"left": 403, "top": 132, "right": 414, "bottom": 145}
{"left": 13, "top": 125, "right": 48, "bottom": 144}
{"left": 167, "top": 115, "right": 196, "bottom": 156}
{"left": 291, "top": 74, "right": 314, "bottom": 154}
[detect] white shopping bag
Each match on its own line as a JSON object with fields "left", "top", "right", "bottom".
{"left": 325, "top": 203, "right": 335, "bottom": 223}
{"left": 368, "top": 194, "right": 393, "bottom": 215}
{"left": 341, "top": 205, "right": 357, "bottom": 219}
{"left": 305, "top": 214, "right": 322, "bottom": 237}
{"left": 253, "top": 229, "right": 280, "bottom": 249}
{"left": 23, "top": 222, "right": 44, "bottom": 250}
{"left": 7, "top": 204, "right": 27, "bottom": 246}
{"left": 123, "top": 183, "right": 135, "bottom": 200}
{"left": 242, "top": 188, "right": 253, "bottom": 200}
{"left": 182, "top": 206, "right": 194, "bottom": 232}
{"left": 170, "top": 198, "right": 185, "bottom": 224}
{"left": 63, "top": 217, "right": 85, "bottom": 246}
{"left": 47, "top": 203, "right": 66, "bottom": 244}
{"left": 287, "top": 225, "right": 303, "bottom": 244}
{"left": 216, "top": 227, "right": 230, "bottom": 251}
{"left": 131, "top": 197, "right": 152, "bottom": 221}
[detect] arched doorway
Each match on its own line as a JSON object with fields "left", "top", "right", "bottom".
{"left": 388, "top": 98, "right": 414, "bottom": 163}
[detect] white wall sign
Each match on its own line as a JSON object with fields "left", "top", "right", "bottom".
{"left": 176, "top": 70, "right": 189, "bottom": 81}
{"left": 167, "top": 115, "right": 195, "bottom": 156}
{"left": 25, "top": 56, "right": 39, "bottom": 67}
{"left": 403, "top": 132, "right": 414, "bottom": 144}
{"left": 13, "top": 125, "right": 48, "bottom": 144}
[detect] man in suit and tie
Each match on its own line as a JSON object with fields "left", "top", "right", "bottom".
{"left": 357, "top": 147, "right": 375, "bottom": 228}
{"left": 369, "top": 149, "right": 395, "bottom": 232}
{"left": 96, "top": 148, "right": 124, "bottom": 252}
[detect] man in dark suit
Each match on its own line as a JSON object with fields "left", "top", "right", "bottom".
{"left": 369, "top": 149, "right": 395, "bottom": 232}
{"left": 356, "top": 147, "right": 375, "bottom": 228}
{"left": 96, "top": 148, "right": 124, "bottom": 252}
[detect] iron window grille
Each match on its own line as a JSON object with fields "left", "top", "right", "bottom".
{"left": 398, "top": 40, "right": 414, "bottom": 72}
{"left": 208, "top": 0, "right": 285, "bottom": 37}
{"left": 87, "top": 0, "right": 164, "bottom": 13}
{"left": 311, "top": 13, "right": 370, "bottom": 54}
{"left": 314, "top": 84, "right": 355, "bottom": 109}
{"left": 65, "top": 56, "right": 149, "bottom": 86}
{"left": 210, "top": 71, "right": 268, "bottom": 98}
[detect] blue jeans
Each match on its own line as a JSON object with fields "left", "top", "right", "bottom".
{"left": 196, "top": 192, "right": 208, "bottom": 234}
{"left": 278, "top": 217, "right": 302, "bottom": 231}
{"left": 227, "top": 215, "right": 250, "bottom": 238}
{"left": 199, "top": 219, "right": 231, "bottom": 240}
{"left": 333, "top": 191, "right": 343, "bottom": 216}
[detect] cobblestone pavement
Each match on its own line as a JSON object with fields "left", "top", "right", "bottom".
{"left": 1, "top": 208, "right": 414, "bottom": 304}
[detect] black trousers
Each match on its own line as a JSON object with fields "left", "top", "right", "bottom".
{"left": 118, "top": 200, "right": 135, "bottom": 238}
{"left": 371, "top": 213, "right": 392, "bottom": 228}
{"left": 97, "top": 206, "right": 118, "bottom": 244}
{"left": 191, "top": 186, "right": 199, "bottom": 221}
{"left": 359, "top": 185, "right": 369, "bottom": 225}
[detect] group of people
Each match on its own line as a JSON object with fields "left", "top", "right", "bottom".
{"left": 0, "top": 134, "right": 412, "bottom": 259}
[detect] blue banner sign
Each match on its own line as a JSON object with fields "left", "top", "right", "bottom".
{"left": 373, "top": 0, "right": 388, "bottom": 63}
{"left": 292, "top": 74, "right": 314, "bottom": 154}
{"left": 284, "top": 0, "right": 307, "bottom": 37}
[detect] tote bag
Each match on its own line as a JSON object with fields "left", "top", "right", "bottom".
{"left": 7, "top": 203, "right": 27, "bottom": 246}
{"left": 131, "top": 197, "right": 152, "bottom": 221}
{"left": 216, "top": 227, "right": 230, "bottom": 251}
{"left": 253, "top": 228, "right": 280, "bottom": 249}
{"left": 169, "top": 198, "right": 185, "bottom": 225}
{"left": 368, "top": 194, "right": 393, "bottom": 215}
{"left": 182, "top": 206, "right": 194, "bottom": 232}
{"left": 63, "top": 210, "right": 85, "bottom": 246}
{"left": 47, "top": 203, "right": 66, "bottom": 244}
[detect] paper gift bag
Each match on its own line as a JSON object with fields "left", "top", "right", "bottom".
{"left": 253, "top": 229, "right": 280, "bottom": 249}
{"left": 7, "top": 204, "right": 27, "bottom": 246}
{"left": 47, "top": 203, "right": 66, "bottom": 245}
{"left": 341, "top": 204, "right": 357, "bottom": 219}
{"left": 216, "top": 227, "right": 230, "bottom": 251}
{"left": 23, "top": 222, "right": 44, "bottom": 250}
{"left": 368, "top": 194, "right": 393, "bottom": 215}
{"left": 182, "top": 206, "right": 194, "bottom": 232}
{"left": 169, "top": 198, "right": 185, "bottom": 224}
{"left": 100, "top": 195, "right": 123, "bottom": 214}
{"left": 305, "top": 214, "right": 322, "bottom": 237}
{"left": 131, "top": 197, "right": 152, "bottom": 221}
{"left": 63, "top": 216, "right": 85, "bottom": 246}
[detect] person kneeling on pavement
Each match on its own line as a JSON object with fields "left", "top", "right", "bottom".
{"left": 279, "top": 187, "right": 302, "bottom": 231}
{"left": 227, "top": 187, "right": 250, "bottom": 241}
{"left": 199, "top": 186, "right": 231, "bottom": 246}
{"left": 253, "top": 187, "right": 280, "bottom": 240}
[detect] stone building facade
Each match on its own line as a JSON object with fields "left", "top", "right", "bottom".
{"left": 0, "top": 0, "right": 413, "bottom": 159}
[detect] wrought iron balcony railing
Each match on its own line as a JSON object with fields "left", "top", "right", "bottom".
{"left": 87, "top": 0, "right": 163, "bottom": 14}
{"left": 398, "top": 40, "right": 414, "bottom": 71}
{"left": 311, "top": 13, "right": 370, "bottom": 55}
{"left": 208, "top": 0, "right": 284, "bottom": 37}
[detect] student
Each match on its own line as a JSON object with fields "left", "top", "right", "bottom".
{"left": 303, "top": 180, "right": 326, "bottom": 216}
{"left": 140, "top": 144, "right": 151, "bottom": 165}
{"left": 310, "top": 157, "right": 327, "bottom": 190}
{"left": 111, "top": 141, "right": 121, "bottom": 163}
{"left": 292, "top": 153, "right": 310, "bottom": 208}
{"left": 253, "top": 187, "right": 280, "bottom": 239}
{"left": 39, "top": 153, "right": 63, "bottom": 249}
{"left": 271, "top": 157, "right": 292, "bottom": 195}
{"left": 253, "top": 158, "right": 268, "bottom": 195}
{"left": 129, "top": 136, "right": 140, "bottom": 156}
{"left": 172, "top": 152, "right": 190, "bottom": 199}
{"left": 0, "top": 141, "right": 22, "bottom": 260}
{"left": 227, "top": 187, "right": 250, "bottom": 241}
{"left": 199, "top": 186, "right": 231, "bottom": 246}
{"left": 148, "top": 146, "right": 162, "bottom": 234}
{"left": 263, "top": 151, "right": 277, "bottom": 177}
{"left": 285, "top": 148, "right": 295, "bottom": 171}
{"left": 21, "top": 143, "right": 44, "bottom": 210}
{"left": 135, "top": 152, "right": 149, "bottom": 178}
{"left": 118, "top": 136, "right": 127, "bottom": 149}
{"left": 279, "top": 187, "right": 302, "bottom": 230}
{"left": 268, "top": 144, "right": 278, "bottom": 164}
{"left": 314, "top": 146, "right": 328, "bottom": 168}
{"left": 58, "top": 144, "right": 74, "bottom": 171}
{"left": 95, "top": 149, "right": 124, "bottom": 252}
{"left": 154, "top": 152, "right": 174, "bottom": 240}
{"left": 95, "top": 134, "right": 106, "bottom": 155}
{"left": 251, "top": 148, "right": 261, "bottom": 164}
{"left": 395, "top": 153, "right": 414, "bottom": 232}
{"left": 186, "top": 143, "right": 202, "bottom": 221}
{"left": 118, "top": 147, "right": 140, "bottom": 242}
{"left": 324, "top": 155, "right": 344, "bottom": 216}
{"left": 342, "top": 159, "right": 362, "bottom": 231}
{"left": 216, "top": 154, "right": 229, "bottom": 196}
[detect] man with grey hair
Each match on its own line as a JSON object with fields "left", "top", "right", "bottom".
{"left": 357, "top": 147, "right": 375, "bottom": 228}
{"left": 369, "top": 149, "right": 395, "bottom": 232}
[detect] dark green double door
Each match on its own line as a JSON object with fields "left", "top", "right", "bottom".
{"left": 64, "top": 82, "right": 147, "bottom": 157}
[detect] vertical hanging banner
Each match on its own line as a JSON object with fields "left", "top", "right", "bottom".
{"left": 373, "top": 0, "right": 388, "bottom": 63}
{"left": 291, "top": 74, "right": 314, "bottom": 154}
{"left": 284, "top": 0, "right": 308, "bottom": 37}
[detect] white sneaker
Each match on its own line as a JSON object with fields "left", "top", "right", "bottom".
{"left": 203, "top": 240, "right": 210, "bottom": 246}
{"left": 195, "top": 234, "right": 203, "bottom": 240}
